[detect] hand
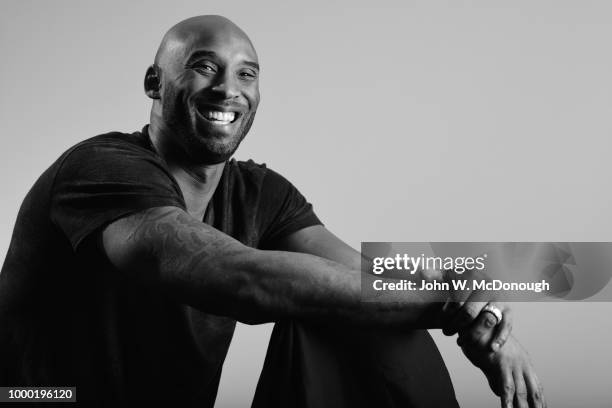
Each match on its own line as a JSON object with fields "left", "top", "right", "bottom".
{"left": 450, "top": 302, "right": 513, "bottom": 351}
{"left": 440, "top": 267, "right": 513, "bottom": 351}
{"left": 459, "top": 334, "right": 546, "bottom": 408}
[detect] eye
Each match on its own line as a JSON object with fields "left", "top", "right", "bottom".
{"left": 192, "top": 62, "right": 218, "bottom": 74}
{"left": 238, "top": 70, "right": 258, "bottom": 81}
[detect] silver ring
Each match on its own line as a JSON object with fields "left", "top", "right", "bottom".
{"left": 482, "top": 304, "right": 503, "bottom": 324}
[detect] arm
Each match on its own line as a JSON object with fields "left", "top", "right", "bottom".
{"left": 277, "top": 225, "right": 512, "bottom": 349}
{"left": 273, "top": 224, "right": 365, "bottom": 270}
{"left": 284, "top": 226, "right": 545, "bottom": 407}
{"left": 101, "top": 206, "right": 448, "bottom": 327}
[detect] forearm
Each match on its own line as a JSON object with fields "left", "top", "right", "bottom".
{"left": 276, "top": 226, "right": 514, "bottom": 346}
{"left": 104, "top": 207, "right": 448, "bottom": 327}
{"left": 206, "top": 249, "right": 449, "bottom": 326}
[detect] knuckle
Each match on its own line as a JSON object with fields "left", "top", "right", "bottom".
{"left": 503, "top": 319, "right": 513, "bottom": 331}
{"left": 496, "top": 330, "right": 509, "bottom": 345}
{"left": 503, "top": 384, "right": 515, "bottom": 395}
{"left": 484, "top": 314, "right": 497, "bottom": 328}
{"left": 516, "top": 389, "right": 528, "bottom": 398}
{"left": 496, "top": 333, "right": 509, "bottom": 346}
{"left": 475, "top": 337, "right": 488, "bottom": 349}
{"left": 462, "top": 305, "right": 479, "bottom": 320}
{"left": 532, "top": 390, "right": 542, "bottom": 401}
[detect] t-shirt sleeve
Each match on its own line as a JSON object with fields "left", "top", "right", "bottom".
{"left": 50, "top": 140, "right": 186, "bottom": 251}
{"left": 258, "top": 168, "right": 322, "bottom": 248}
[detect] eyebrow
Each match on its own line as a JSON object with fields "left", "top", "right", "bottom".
{"left": 243, "top": 60, "right": 260, "bottom": 71}
{"left": 186, "top": 50, "right": 260, "bottom": 71}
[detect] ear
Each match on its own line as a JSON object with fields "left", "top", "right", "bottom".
{"left": 144, "top": 65, "right": 161, "bottom": 99}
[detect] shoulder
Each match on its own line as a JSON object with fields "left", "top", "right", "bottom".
{"left": 53, "top": 127, "right": 166, "bottom": 177}
{"left": 50, "top": 127, "right": 176, "bottom": 191}
{"left": 24, "top": 128, "right": 157, "bottom": 194}
{"left": 57, "top": 128, "right": 155, "bottom": 165}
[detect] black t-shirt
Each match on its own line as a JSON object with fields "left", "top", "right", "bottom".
{"left": 0, "top": 126, "right": 321, "bottom": 407}
{"left": 0, "top": 126, "right": 459, "bottom": 408}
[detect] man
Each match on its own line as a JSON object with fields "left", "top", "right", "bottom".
{"left": 0, "top": 15, "right": 544, "bottom": 407}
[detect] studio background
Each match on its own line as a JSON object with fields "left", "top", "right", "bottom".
{"left": 1, "top": 1, "right": 611, "bottom": 406}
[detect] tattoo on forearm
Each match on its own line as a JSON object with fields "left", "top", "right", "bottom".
{"left": 125, "top": 207, "right": 236, "bottom": 275}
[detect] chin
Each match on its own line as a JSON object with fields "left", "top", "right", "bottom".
{"left": 187, "top": 137, "right": 241, "bottom": 164}
{"left": 186, "top": 116, "right": 252, "bottom": 163}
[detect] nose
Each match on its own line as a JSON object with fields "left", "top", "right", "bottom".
{"left": 211, "top": 71, "right": 240, "bottom": 99}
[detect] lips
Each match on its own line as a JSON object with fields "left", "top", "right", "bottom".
{"left": 195, "top": 102, "right": 244, "bottom": 126}
{"left": 202, "top": 110, "right": 236, "bottom": 125}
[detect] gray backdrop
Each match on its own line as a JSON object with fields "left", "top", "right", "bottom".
{"left": 1, "top": 1, "right": 611, "bottom": 406}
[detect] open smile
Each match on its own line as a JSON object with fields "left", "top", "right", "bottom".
{"left": 199, "top": 109, "right": 241, "bottom": 126}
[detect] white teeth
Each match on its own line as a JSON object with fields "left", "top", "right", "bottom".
{"left": 205, "top": 111, "right": 235, "bottom": 123}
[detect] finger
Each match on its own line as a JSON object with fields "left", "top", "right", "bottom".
{"left": 525, "top": 373, "right": 544, "bottom": 408}
{"left": 443, "top": 280, "right": 486, "bottom": 331}
{"left": 444, "top": 300, "right": 488, "bottom": 336}
{"left": 457, "top": 309, "right": 497, "bottom": 348}
{"left": 441, "top": 275, "right": 473, "bottom": 315}
{"left": 500, "top": 366, "right": 515, "bottom": 408}
{"left": 441, "top": 298, "right": 465, "bottom": 335}
{"left": 443, "top": 274, "right": 492, "bottom": 335}
{"left": 490, "top": 306, "right": 513, "bottom": 351}
{"left": 513, "top": 369, "right": 528, "bottom": 408}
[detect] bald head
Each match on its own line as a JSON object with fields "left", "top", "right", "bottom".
{"left": 154, "top": 15, "right": 257, "bottom": 70}
{"left": 145, "top": 15, "right": 261, "bottom": 165}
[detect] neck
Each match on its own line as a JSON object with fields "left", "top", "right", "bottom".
{"left": 148, "top": 120, "right": 225, "bottom": 219}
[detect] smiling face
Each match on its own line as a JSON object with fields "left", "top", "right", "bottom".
{"left": 150, "top": 16, "right": 260, "bottom": 164}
